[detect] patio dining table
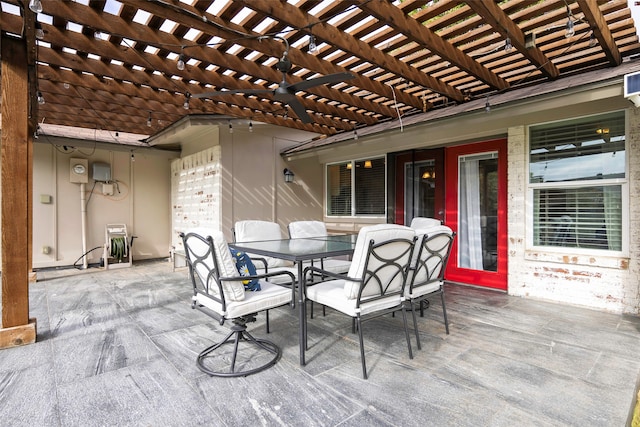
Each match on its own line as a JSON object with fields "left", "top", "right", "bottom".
{"left": 229, "top": 234, "right": 357, "bottom": 365}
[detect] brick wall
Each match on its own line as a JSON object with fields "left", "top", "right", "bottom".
{"left": 507, "top": 112, "right": 640, "bottom": 314}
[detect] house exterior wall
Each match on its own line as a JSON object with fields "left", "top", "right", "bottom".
{"left": 507, "top": 120, "right": 639, "bottom": 314}
{"left": 285, "top": 79, "right": 639, "bottom": 314}
{"left": 31, "top": 141, "right": 175, "bottom": 269}
{"left": 170, "top": 146, "right": 222, "bottom": 250}
{"left": 173, "top": 122, "right": 322, "bottom": 243}
{"left": 218, "top": 123, "right": 322, "bottom": 241}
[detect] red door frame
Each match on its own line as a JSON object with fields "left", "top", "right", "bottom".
{"left": 444, "top": 139, "right": 508, "bottom": 291}
{"left": 393, "top": 149, "right": 445, "bottom": 225}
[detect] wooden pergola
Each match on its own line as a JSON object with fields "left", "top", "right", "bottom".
{"left": 2, "top": 0, "right": 640, "bottom": 347}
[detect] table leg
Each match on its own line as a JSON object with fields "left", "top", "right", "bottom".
{"left": 298, "top": 261, "right": 306, "bottom": 365}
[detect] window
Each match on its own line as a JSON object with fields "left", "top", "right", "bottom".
{"left": 326, "top": 157, "right": 385, "bottom": 216}
{"left": 529, "top": 111, "right": 625, "bottom": 252}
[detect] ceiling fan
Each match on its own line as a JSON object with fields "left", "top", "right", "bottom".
{"left": 193, "top": 51, "right": 354, "bottom": 124}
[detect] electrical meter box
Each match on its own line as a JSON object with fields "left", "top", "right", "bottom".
{"left": 70, "top": 158, "right": 89, "bottom": 184}
{"left": 92, "top": 162, "right": 111, "bottom": 182}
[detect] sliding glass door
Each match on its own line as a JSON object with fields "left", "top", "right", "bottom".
{"left": 391, "top": 149, "right": 445, "bottom": 226}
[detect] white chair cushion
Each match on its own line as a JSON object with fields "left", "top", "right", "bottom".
{"left": 316, "top": 258, "right": 351, "bottom": 275}
{"left": 187, "top": 228, "right": 245, "bottom": 302}
{"left": 234, "top": 220, "right": 294, "bottom": 267}
{"left": 195, "top": 280, "right": 292, "bottom": 319}
{"left": 406, "top": 280, "right": 443, "bottom": 299}
{"left": 344, "top": 224, "right": 415, "bottom": 299}
{"left": 307, "top": 279, "right": 402, "bottom": 317}
{"left": 288, "top": 220, "right": 327, "bottom": 238}
{"left": 410, "top": 217, "right": 442, "bottom": 230}
{"left": 289, "top": 221, "right": 351, "bottom": 275}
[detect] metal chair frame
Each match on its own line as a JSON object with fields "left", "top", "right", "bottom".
{"left": 406, "top": 230, "right": 455, "bottom": 349}
{"left": 303, "top": 236, "right": 416, "bottom": 379}
{"left": 181, "top": 231, "right": 295, "bottom": 377}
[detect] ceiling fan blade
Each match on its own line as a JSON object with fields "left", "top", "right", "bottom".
{"left": 193, "top": 88, "right": 272, "bottom": 99}
{"left": 287, "top": 98, "right": 313, "bottom": 124}
{"left": 288, "top": 72, "right": 355, "bottom": 92}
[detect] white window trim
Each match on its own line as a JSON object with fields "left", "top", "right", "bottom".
{"left": 524, "top": 111, "right": 630, "bottom": 260}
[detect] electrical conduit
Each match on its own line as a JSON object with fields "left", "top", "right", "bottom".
{"left": 80, "top": 182, "right": 88, "bottom": 269}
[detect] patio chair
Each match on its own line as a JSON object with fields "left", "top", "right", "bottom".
{"left": 405, "top": 225, "right": 455, "bottom": 349}
{"left": 288, "top": 220, "right": 352, "bottom": 318}
{"left": 409, "top": 217, "right": 442, "bottom": 230}
{"left": 233, "top": 220, "right": 297, "bottom": 282}
{"left": 181, "top": 229, "right": 295, "bottom": 377}
{"left": 288, "top": 220, "right": 351, "bottom": 272}
{"left": 303, "top": 224, "right": 417, "bottom": 379}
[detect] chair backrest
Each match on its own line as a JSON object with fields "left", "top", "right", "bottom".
{"left": 288, "top": 220, "right": 328, "bottom": 238}
{"left": 234, "top": 220, "right": 282, "bottom": 242}
{"left": 408, "top": 225, "right": 455, "bottom": 291}
{"left": 409, "top": 217, "right": 442, "bottom": 230}
{"left": 181, "top": 229, "right": 246, "bottom": 305}
{"left": 344, "top": 224, "right": 416, "bottom": 301}
{"left": 233, "top": 220, "right": 292, "bottom": 267}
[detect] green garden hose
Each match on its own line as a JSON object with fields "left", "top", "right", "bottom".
{"left": 110, "top": 236, "right": 126, "bottom": 261}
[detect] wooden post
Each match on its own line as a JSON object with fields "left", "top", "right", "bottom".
{"left": 0, "top": 34, "right": 37, "bottom": 348}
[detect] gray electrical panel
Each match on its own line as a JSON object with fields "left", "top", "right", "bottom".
{"left": 92, "top": 162, "right": 111, "bottom": 182}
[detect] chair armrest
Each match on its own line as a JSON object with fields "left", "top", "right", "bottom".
{"left": 249, "top": 256, "right": 268, "bottom": 270}
{"left": 302, "top": 265, "right": 361, "bottom": 284}
{"left": 220, "top": 269, "right": 294, "bottom": 284}
{"left": 220, "top": 270, "right": 296, "bottom": 307}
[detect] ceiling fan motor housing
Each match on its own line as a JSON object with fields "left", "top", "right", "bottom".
{"left": 276, "top": 56, "right": 292, "bottom": 73}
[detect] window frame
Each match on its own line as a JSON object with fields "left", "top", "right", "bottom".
{"left": 525, "top": 110, "right": 629, "bottom": 257}
{"left": 325, "top": 156, "right": 387, "bottom": 218}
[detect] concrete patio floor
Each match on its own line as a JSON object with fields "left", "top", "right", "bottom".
{"left": 1, "top": 259, "right": 639, "bottom": 426}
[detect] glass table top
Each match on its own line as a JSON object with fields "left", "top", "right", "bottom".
{"left": 230, "top": 236, "right": 356, "bottom": 262}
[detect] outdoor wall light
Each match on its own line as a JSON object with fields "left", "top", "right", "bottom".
{"left": 283, "top": 168, "right": 295, "bottom": 183}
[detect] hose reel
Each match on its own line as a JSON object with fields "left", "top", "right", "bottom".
{"left": 104, "top": 224, "right": 132, "bottom": 269}
{"left": 110, "top": 236, "right": 127, "bottom": 261}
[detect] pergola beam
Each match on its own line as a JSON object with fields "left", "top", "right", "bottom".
{"left": 355, "top": 0, "right": 510, "bottom": 91}
{"left": 239, "top": 0, "right": 465, "bottom": 103}
{"left": 578, "top": 0, "right": 622, "bottom": 66}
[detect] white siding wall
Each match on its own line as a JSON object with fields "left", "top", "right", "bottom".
{"left": 31, "top": 141, "right": 174, "bottom": 268}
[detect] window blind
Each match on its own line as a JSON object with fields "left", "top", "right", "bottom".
{"left": 533, "top": 184, "right": 622, "bottom": 250}
{"left": 530, "top": 112, "right": 625, "bottom": 183}
{"left": 529, "top": 112, "right": 625, "bottom": 252}
{"left": 354, "top": 158, "right": 385, "bottom": 215}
